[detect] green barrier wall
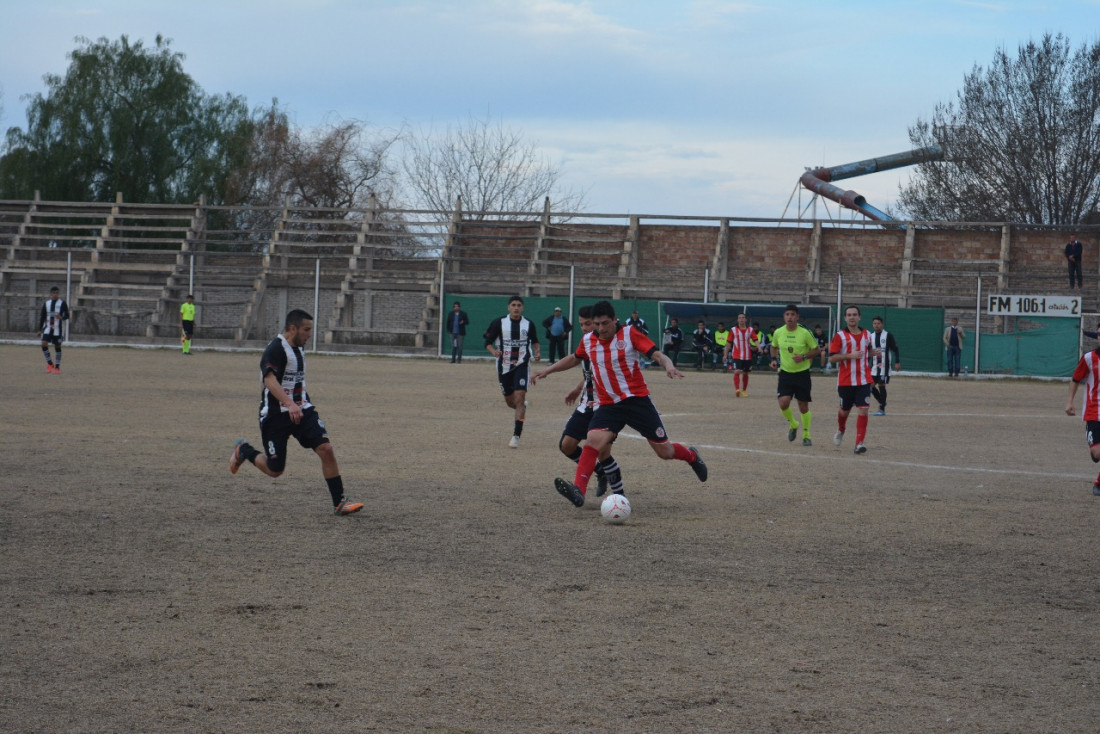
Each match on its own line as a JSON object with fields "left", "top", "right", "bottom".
{"left": 975, "top": 316, "right": 1079, "bottom": 377}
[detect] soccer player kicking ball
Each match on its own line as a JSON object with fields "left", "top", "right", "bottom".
{"left": 1065, "top": 343, "right": 1100, "bottom": 496}
{"left": 532, "top": 300, "right": 707, "bottom": 508}
{"left": 829, "top": 305, "right": 880, "bottom": 454}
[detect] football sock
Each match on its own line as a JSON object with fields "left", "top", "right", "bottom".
{"left": 599, "top": 456, "right": 623, "bottom": 493}
{"left": 54, "top": 347, "right": 61, "bottom": 367}
{"left": 514, "top": 419, "right": 524, "bottom": 437}
{"left": 742, "top": 373, "right": 749, "bottom": 390}
{"left": 239, "top": 442, "right": 261, "bottom": 465}
{"left": 856, "top": 414, "right": 868, "bottom": 444}
{"left": 837, "top": 412, "right": 848, "bottom": 433}
{"left": 801, "top": 409, "right": 812, "bottom": 436}
{"left": 780, "top": 406, "right": 798, "bottom": 428}
{"left": 42, "top": 346, "right": 52, "bottom": 365}
{"left": 574, "top": 445, "right": 598, "bottom": 493}
{"left": 733, "top": 373, "right": 741, "bottom": 390}
{"left": 325, "top": 476, "right": 345, "bottom": 506}
{"left": 671, "top": 443, "right": 697, "bottom": 463}
{"left": 183, "top": 338, "right": 191, "bottom": 354}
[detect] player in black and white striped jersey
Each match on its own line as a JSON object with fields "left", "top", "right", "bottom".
{"left": 484, "top": 296, "right": 540, "bottom": 448}
{"left": 868, "top": 316, "right": 901, "bottom": 416}
{"left": 228, "top": 309, "right": 364, "bottom": 516}
{"left": 38, "top": 286, "right": 70, "bottom": 374}
{"left": 541, "top": 305, "right": 623, "bottom": 498}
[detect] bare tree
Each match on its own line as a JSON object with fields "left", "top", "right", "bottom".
{"left": 899, "top": 33, "right": 1100, "bottom": 225}
{"left": 401, "top": 114, "right": 586, "bottom": 218}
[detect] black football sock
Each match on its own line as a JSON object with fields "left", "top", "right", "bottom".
{"left": 326, "top": 476, "right": 345, "bottom": 506}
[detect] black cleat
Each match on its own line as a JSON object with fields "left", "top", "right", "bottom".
{"left": 595, "top": 471, "right": 609, "bottom": 498}
{"left": 688, "top": 446, "right": 708, "bottom": 482}
{"left": 787, "top": 426, "right": 798, "bottom": 442}
{"left": 1093, "top": 483, "right": 1100, "bottom": 497}
{"left": 554, "top": 478, "right": 585, "bottom": 507}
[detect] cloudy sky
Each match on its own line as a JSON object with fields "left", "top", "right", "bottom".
{"left": 1, "top": 0, "right": 1096, "bottom": 218}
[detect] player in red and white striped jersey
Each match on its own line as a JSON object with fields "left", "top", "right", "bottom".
{"left": 828, "top": 306, "right": 880, "bottom": 454}
{"left": 1065, "top": 346, "right": 1100, "bottom": 495}
{"left": 724, "top": 313, "right": 756, "bottom": 397}
{"left": 532, "top": 300, "right": 707, "bottom": 508}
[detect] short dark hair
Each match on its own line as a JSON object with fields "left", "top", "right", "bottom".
{"left": 846, "top": 305, "right": 861, "bottom": 316}
{"left": 717, "top": 322, "right": 725, "bottom": 328}
{"left": 186, "top": 293, "right": 194, "bottom": 300}
{"left": 508, "top": 295, "right": 524, "bottom": 305}
{"left": 285, "top": 309, "right": 313, "bottom": 329}
{"left": 453, "top": 301, "right": 461, "bottom": 307}
{"left": 784, "top": 303, "right": 799, "bottom": 314}
{"left": 578, "top": 305, "right": 593, "bottom": 319}
{"left": 872, "top": 315, "right": 884, "bottom": 323}
{"left": 50, "top": 286, "right": 59, "bottom": 293}
{"left": 591, "top": 300, "right": 615, "bottom": 319}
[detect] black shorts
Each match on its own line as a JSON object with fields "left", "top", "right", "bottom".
{"left": 872, "top": 373, "right": 889, "bottom": 385}
{"left": 498, "top": 363, "right": 530, "bottom": 396}
{"left": 259, "top": 408, "right": 330, "bottom": 474}
{"left": 731, "top": 359, "right": 753, "bottom": 372}
{"left": 837, "top": 384, "right": 873, "bottom": 411}
{"left": 776, "top": 370, "right": 813, "bottom": 403}
{"left": 181, "top": 320, "right": 195, "bottom": 337}
{"left": 41, "top": 333, "right": 63, "bottom": 346}
{"left": 589, "top": 396, "right": 669, "bottom": 443}
{"left": 1087, "top": 421, "right": 1100, "bottom": 448}
{"left": 562, "top": 407, "right": 594, "bottom": 441}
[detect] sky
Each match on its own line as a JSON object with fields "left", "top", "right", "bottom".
{"left": 1, "top": 0, "right": 1097, "bottom": 219}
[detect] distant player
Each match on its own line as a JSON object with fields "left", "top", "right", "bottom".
{"left": 532, "top": 300, "right": 707, "bottom": 507}
{"left": 868, "top": 316, "right": 900, "bottom": 415}
{"left": 485, "top": 295, "right": 540, "bottom": 448}
{"left": 1065, "top": 342, "right": 1100, "bottom": 495}
{"left": 724, "top": 313, "right": 756, "bottom": 397}
{"left": 769, "top": 304, "right": 819, "bottom": 446}
{"left": 829, "top": 306, "right": 879, "bottom": 454}
{"left": 544, "top": 305, "right": 622, "bottom": 498}
{"left": 229, "top": 309, "right": 364, "bottom": 516}
{"left": 39, "top": 286, "right": 70, "bottom": 374}
{"left": 180, "top": 294, "right": 196, "bottom": 355}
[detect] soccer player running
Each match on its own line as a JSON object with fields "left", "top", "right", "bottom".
{"left": 724, "top": 312, "right": 756, "bottom": 397}
{"left": 228, "top": 309, "right": 364, "bottom": 516}
{"left": 1065, "top": 342, "right": 1100, "bottom": 496}
{"left": 532, "top": 300, "right": 707, "bottom": 507}
{"left": 485, "top": 295, "right": 540, "bottom": 448}
{"left": 544, "top": 305, "right": 622, "bottom": 498}
{"left": 39, "top": 286, "right": 70, "bottom": 373}
{"left": 868, "top": 315, "right": 901, "bottom": 415}
{"left": 829, "top": 306, "right": 880, "bottom": 454}
{"left": 769, "top": 304, "right": 820, "bottom": 446}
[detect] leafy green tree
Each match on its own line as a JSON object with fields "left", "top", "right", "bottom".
{"left": 900, "top": 33, "right": 1100, "bottom": 225}
{"left": 0, "top": 34, "right": 253, "bottom": 204}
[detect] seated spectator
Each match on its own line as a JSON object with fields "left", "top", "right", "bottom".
{"left": 691, "top": 320, "right": 715, "bottom": 370}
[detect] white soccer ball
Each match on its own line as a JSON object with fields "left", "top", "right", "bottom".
{"left": 600, "top": 493, "right": 631, "bottom": 524}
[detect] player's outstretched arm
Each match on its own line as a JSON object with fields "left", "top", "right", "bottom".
{"left": 531, "top": 354, "right": 579, "bottom": 385}
{"left": 650, "top": 349, "right": 683, "bottom": 380}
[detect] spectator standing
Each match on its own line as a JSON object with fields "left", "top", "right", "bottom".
{"left": 542, "top": 306, "right": 572, "bottom": 362}
{"left": 39, "top": 286, "right": 70, "bottom": 374}
{"left": 1065, "top": 344, "right": 1100, "bottom": 496}
{"left": 769, "top": 305, "right": 819, "bottom": 446}
{"left": 869, "top": 316, "right": 900, "bottom": 415}
{"left": 486, "top": 296, "right": 540, "bottom": 448}
{"left": 180, "top": 294, "right": 196, "bottom": 355}
{"left": 663, "top": 318, "right": 684, "bottom": 366}
{"left": 228, "top": 309, "right": 364, "bottom": 516}
{"left": 944, "top": 317, "right": 966, "bottom": 377}
{"left": 625, "top": 310, "right": 648, "bottom": 334}
{"left": 445, "top": 301, "right": 469, "bottom": 363}
{"left": 1065, "top": 234, "right": 1084, "bottom": 289}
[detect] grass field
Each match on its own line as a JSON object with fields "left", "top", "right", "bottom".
{"left": 2, "top": 344, "right": 1098, "bottom": 733}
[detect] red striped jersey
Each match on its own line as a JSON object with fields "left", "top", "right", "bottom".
{"left": 727, "top": 326, "right": 756, "bottom": 360}
{"left": 1072, "top": 349, "right": 1100, "bottom": 421}
{"left": 829, "top": 328, "right": 873, "bottom": 386}
{"left": 575, "top": 325, "right": 657, "bottom": 404}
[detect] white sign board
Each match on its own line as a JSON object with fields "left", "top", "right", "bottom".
{"left": 986, "top": 294, "right": 1081, "bottom": 317}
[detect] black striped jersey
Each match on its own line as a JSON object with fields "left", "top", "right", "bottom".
{"left": 39, "top": 297, "right": 69, "bottom": 337}
{"left": 484, "top": 315, "right": 538, "bottom": 375}
{"left": 575, "top": 355, "right": 597, "bottom": 414}
{"left": 868, "top": 329, "right": 899, "bottom": 378}
{"left": 259, "top": 334, "right": 314, "bottom": 421}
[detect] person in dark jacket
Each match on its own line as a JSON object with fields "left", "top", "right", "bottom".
{"left": 542, "top": 306, "right": 573, "bottom": 362}
{"left": 445, "top": 301, "right": 470, "bottom": 363}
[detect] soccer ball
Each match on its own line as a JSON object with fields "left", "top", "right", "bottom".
{"left": 600, "top": 494, "right": 631, "bottom": 524}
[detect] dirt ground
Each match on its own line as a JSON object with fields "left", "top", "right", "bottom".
{"left": 2, "top": 343, "right": 1099, "bottom": 733}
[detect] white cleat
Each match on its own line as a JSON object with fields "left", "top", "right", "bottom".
{"left": 509, "top": 435, "right": 520, "bottom": 448}
{"left": 833, "top": 431, "right": 844, "bottom": 446}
